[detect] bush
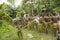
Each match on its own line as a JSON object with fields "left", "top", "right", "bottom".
{"left": 37, "top": 24, "right": 43, "bottom": 32}
{"left": 27, "top": 21, "right": 32, "bottom": 30}
{"left": 0, "top": 21, "right": 17, "bottom": 40}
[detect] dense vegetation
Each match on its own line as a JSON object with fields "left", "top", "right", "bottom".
{"left": 0, "top": 0, "right": 60, "bottom": 40}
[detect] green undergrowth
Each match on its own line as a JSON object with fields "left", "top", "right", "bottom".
{"left": 0, "top": 21, "right": 56, "bottom": 40}
{"left": 22, "top": 29, "right": 57, "bottom": 40}
{"left": 0, "top": 21, "right": 18, "bottom": 40}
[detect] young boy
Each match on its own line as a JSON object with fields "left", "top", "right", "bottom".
{"left": 17, "top": 19, "right": 23, "bottom": 40}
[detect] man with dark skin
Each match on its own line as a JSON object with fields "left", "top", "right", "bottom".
{"left": 17, "top": 20, "right": 23, "bottom": 40}
{"left": 52, "top": 13, "right": 59, "bottom": 36}
{"left": 57, "top": 17, "right": 60, "bottom": 40}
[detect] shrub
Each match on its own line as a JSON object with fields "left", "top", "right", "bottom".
{"left": 0, "top": 21, "right": 17, "bottom": 40}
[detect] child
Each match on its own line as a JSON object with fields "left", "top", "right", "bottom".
{"left": 17, "top": 20, "right": 23, "bottom": 40}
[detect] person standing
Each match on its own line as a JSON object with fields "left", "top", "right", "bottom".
{"left": 17, "top": 20, "right": 23, "bottom": 40}
{"left": 52, "top": 14, "right": 59, "bottom": 36}
{"left": 57, "top": 17, "right": 60, "bottom": 40}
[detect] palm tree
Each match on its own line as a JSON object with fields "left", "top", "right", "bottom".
{"left": 8, "top": 0, "right": 15, "bottom": 6}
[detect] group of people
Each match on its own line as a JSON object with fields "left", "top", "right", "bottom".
{"left": 16, "top": 12, "right": 60, "bottom": 40}
{"left": 23, "top": 12, "right": 60, "bottom": 36}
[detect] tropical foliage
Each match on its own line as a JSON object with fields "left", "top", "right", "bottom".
{"left": 0, "top": 0, "right": 60, "bottom": 40}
